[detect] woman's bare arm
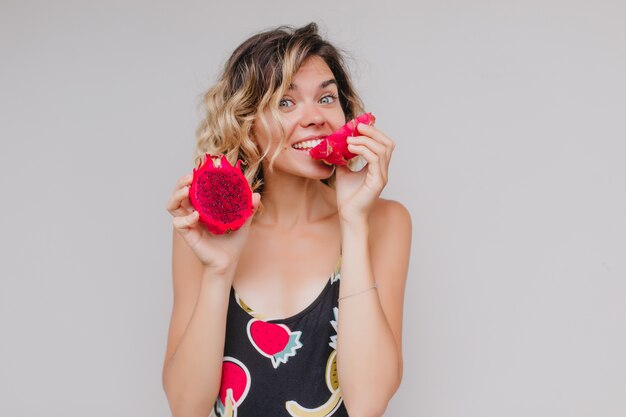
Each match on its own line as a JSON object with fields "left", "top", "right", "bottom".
{"left": 162, "top": 228, "right": 232, "bottom": 417}
{"left": 162, "top": 171, "right": 259, "bottom": 416}
{"left": 336, "top": 199, "right": 411, "bottom": 417}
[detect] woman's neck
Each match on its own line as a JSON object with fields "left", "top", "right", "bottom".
{"left": 255, "top": 172, "right": 337, "bottom": 229}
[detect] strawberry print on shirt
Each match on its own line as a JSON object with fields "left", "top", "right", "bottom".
{"left": 247, "top": 319, "right": 303, "bottom": 368}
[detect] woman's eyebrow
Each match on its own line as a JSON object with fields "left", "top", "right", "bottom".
{"left": 320, "top": 79, "right": 337, "bottom": 88}
{"left": 287, "top": 79, "right": 337, "bottom": 91}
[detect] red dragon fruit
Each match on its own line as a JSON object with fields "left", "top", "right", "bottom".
{"left": 214, "top": 356, "right": 251, "bottom": 416}
{"left": 309, "top": 112, "right": 376, "bottom": 166}
{"left": 246, "top": 319, "right": 302, "bottom": 369}
{"left": 189, "top": 153, "right": 253, "bottom": 235}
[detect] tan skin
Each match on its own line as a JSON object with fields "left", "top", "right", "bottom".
{"left": 165, "top": 56, "right": 411, "bottom": 415}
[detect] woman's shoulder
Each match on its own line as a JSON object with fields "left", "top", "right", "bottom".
{"left": 369, "top": 198, "right": 412, "bottom": 233}
{"left": 367, "top": 198, "right": 412, "bottom": 263}
{"left": 368, "top": 198, "right": 412, "bottom": 267}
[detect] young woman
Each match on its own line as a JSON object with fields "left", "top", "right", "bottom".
{"left": 163, "top": 23, "right": 412, "bottom": 417}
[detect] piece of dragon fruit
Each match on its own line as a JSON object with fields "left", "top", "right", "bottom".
{"left": 309, "top": 112, "right": 376, "bottom": 169}
{"left": 213, "top": 356, "right": 251, "bottom": 416}
{"left": 189, "top": 153, "right": 253, "bottom": 235}
{"left": 246, "top": 319, "right": 303, "bottom": 369}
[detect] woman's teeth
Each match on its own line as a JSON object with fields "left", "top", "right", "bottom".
{"left": 292, "top": 138, "right": 324, "bottom": 150}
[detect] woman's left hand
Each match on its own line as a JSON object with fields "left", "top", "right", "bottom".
{"left": 335, "top": 123, "right": 396, "bottom": 223}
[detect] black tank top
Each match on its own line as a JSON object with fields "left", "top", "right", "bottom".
{"left": 210, "top": 255, "right": 349, "bottom": 417}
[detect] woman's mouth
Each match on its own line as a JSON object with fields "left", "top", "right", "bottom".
{"left": 291, "top": 138, "right": 324, "bottom": 151}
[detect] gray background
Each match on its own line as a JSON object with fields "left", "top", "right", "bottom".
{"left": 1, "top": 0, "right": 625, "bottom": 416}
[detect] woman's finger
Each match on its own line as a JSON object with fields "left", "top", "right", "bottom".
{"left": 356, "top": 123, "right": 396, "bottom": 150}
{"left": 176, "top": 173, "right": 193, "bottom": 189}
{"left": 241, "top": 193, "right": 262, "bottom": 228}
{"left": 347, "top": 136, "right": 388, "bottom": 181}
{"left": 180, "top": 192, "right": 193, "bottom": 211}
{"left": 349, "top": 137, "right": 386, "bottom": 176}
{"left": 347, "top": 135, "right": 386, "bottom": 156}
{"left": 353, "top": 125, "right": 396, "bottom": 173}
{"left": 173, "top": 210, "right": 199, "bottom": 230}
{"left": 251, "top": 192, "right": 261, "bottom": 212}
{"left": 346, "top": 143, "right": 385, "bottom": 187}
{"left": 166, "top": 185, "right": 192, "bottom": 214}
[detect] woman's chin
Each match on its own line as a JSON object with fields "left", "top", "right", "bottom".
{"left": 288, "top": 164, "right": 335, "bottom": 181}
{"left": 297, "top": 165, "right": 335, "bottom": 181}
{"left": 289, "top": 148, "right": 335, "bottom": 178}
{"left": 310, "top": 160, "right": 336, "bottom": 179}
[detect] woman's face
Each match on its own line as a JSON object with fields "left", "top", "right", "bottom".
{"left": 253, "top": 55, "right": 346, "bottom": 180}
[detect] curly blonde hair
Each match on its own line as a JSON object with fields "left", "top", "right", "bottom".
{"left": 193, "top": 23, "right": 364, "bottom": 212}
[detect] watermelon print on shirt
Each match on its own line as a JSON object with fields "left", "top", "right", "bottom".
{"left": 210, "top": 357, "right": 251, "bottom": 417}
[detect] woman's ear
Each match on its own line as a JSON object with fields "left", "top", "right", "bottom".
{"left": 249, "top": 121, "right": 262, "bottom": 147}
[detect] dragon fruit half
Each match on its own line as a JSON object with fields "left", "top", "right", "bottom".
{"left": 309, "top": 112, "right": 376, "bottom": 169}
{"left": 189, "top": 154, "right": 253, "bottom": 235}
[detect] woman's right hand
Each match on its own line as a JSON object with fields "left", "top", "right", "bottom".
{"left": 166, "top": 172, "right": 261, "bottom": 277}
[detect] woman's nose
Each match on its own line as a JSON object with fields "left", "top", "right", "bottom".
{"left": 299, "top": 103, "right": 325, "bottom": 127}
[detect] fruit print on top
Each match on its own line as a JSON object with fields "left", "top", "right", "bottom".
{"left": 330, "top": 262, "right": 340, "bottom": 285}
{"left": 210, "top": 356, "right": 251, "bottom": 417}
{"left": 284, "top": 306, "right": 343, "bottom": 417}
{"left": 216, "top": 253, "right": 349, "bottom": 416}
{"left": 328, "top": 307, "right": 338, "bottom": 350}
{"left": 234, "top": 292, "right": 269, "bottom": 321}
{"left": 247, "top": 319, "right": 303, "bottom": 368}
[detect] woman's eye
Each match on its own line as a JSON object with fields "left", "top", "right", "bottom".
{"left": 320, "top": 94, "right": 338, "bottom": 104}
{"left": 279, "top": 98, "right": 294, "bottom": 108}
